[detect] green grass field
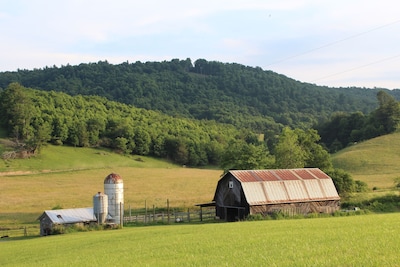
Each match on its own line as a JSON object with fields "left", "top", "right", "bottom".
{"left": 1, "top": 134, "right": 400, "bottom": 266}
{"left": 1, "top": 213, "right": 399, "bottom": 266}
{"left": 0, "top": 144, "right": 177, "bottom": 172}
{"left": 332, "top": 132, "right": 400, "bottom": 189}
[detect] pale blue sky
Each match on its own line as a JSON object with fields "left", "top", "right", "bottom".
{"left": 1, "top": 0, "right": 399, "bottom": 89}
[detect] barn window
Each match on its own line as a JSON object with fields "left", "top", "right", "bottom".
{"left": 229, "top": 181, "right": 233, "bottom": 189}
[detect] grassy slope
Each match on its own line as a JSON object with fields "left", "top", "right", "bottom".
{"left": 1, "top": 214, "right": 399, "bottom": 266}
{"left": 0, "top": 144, "right": 177, "bottom": 172}
{"left": 2, "top": 132, "right": 400, "bottom": 226}
{"left": 332, "top": 132, "right": 400, "bottom": 189}
{"left": 0, "top": 144, "right": 221, "bottom": 226}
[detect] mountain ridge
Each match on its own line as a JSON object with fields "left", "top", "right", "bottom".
{"left": 1, "top": 58, "right": 399, "bottom": 132}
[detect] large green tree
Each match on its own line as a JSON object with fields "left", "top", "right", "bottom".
{"left": 220, "top": 140, "right": 274, "bottom": 172}
{"left": 274, "top": 127, "right": 306, "bottom": 169}
{"left": 0, "top": 83, "right": 34, "bottom": 141}
{"left": 274, "top": 127, "right": 332, "bottom": 170}
{"left": 295, "top": 128, "right": 332, "bottom": 171}
{"left": 373, "top": 90, "right": 400, "bottom": 133}
{"left": 325, "top": 168, "right": 360, "bottom": 197}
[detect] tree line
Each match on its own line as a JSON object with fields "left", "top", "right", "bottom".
{"left": 0, "top": 83, "right": 254, "bottom": 166}
{"left": 317, "top": 91, "right": 400, "bottom": 152}
{"left": 0, "top": 83, "right": 369, "bottom": 196}
{"left": 0, "top": 83, "right": 333, "bottom": 171}
{"left": 1, "top": 59, "right": 399, "bottom": 138}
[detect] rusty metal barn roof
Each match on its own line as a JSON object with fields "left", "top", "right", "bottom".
{"left": 38, "top": 207, "right": 96, "bottom": 224}
{"left": 229, "top": 168, "right": 340, "bottom": 205}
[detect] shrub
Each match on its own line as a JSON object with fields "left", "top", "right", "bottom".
{"left": 246, "top": 214, "right": 264, "bottom": 221}
{"left": 367, "top": 195, "right": 400, "bottom": 212}
{"left": 307, "top": 213, "right": 320, "bottom": 218}
{"left": 51, "top": 225, "right": 65, "bottom": 235}
{"left": 355, "top": 180, "right": 368, "bottom": 192}
{"left": 270, "top": 211, "right": 288, "bottom": 220}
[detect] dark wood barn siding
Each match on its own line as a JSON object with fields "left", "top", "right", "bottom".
{"left": 250, "top": 200, "right": 340, "bottom": 216}
{"left": 213, "top": 173, "right": 249, "bottom": 221}
{"left": 213, "top": 169, "right": 340, "bottom": 221}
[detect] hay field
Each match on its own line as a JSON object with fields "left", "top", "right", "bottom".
{"left": 0, "top": 167, "right": 221, "bottom": 225}
{"left": 0, "top": 144, "right": 221, "bottom": 226}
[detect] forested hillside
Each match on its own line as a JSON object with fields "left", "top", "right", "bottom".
{"left": 0, "top": 82, "right": 338, "bottom": 172}
{"left": 1, "top": 59, "right": 399, "bottom": 189}
{"left": 0, "top": 83, "right": 260, "bottom": 167}
{"left": 1, "top": 59, "right": 399, "bottom": 134}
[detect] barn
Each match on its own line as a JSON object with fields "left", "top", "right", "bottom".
{"left": 38, "top": 207, "right": 96, "bottom": 236}
{"left": 213, "top": 168, "right": 340, "bottom": 221}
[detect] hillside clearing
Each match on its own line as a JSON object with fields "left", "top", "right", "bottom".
{"left": 332, "top": 132, "right": 400, "bottom": 189}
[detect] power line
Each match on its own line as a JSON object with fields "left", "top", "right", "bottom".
{"left": 265, "top": 19, "right": 400, "bottom": 67}
{"left": 311, "top": 54, "right": 400, "bottom": 83}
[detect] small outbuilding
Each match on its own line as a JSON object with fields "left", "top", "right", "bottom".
{"left": 38, "top": 207, "right": 96, "bottom": 236}
{"left": 213, "top": 168, "right": 340, "bottom": 221}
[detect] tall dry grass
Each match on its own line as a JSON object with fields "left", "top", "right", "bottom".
{"left": 0, "top": 167, "right": 221, "bottom": 226}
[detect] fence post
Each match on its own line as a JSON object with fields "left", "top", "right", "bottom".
{"left": 145, "top": 200, "right": 147, "bottom": 224}
{"left": 120, "top": 202, "right": 123, "bottom": 228}
{"left": 153, "top": 205, "right": 155, "bottom": 223}
{"left": 167, "top": 199, "right": 170, "bottom": 224}
{"left": 187, "top": 208, "right": 190, "bottom": 222}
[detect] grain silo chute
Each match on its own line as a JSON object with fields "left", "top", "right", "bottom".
{"left": 104, "top": 173, "right": 124, "bottom": 225}
{"left": 93, "top": 192, "right": 108, "bottom": 224}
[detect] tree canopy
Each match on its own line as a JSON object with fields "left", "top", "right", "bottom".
{"left": 1, "top": 59, "right": 399, "bottom": 139}
{"left": 317, "top": 91, "right": 400, "bottom": 152}
{"left": 0, "top": 83, "right": 246, "bottom": 165}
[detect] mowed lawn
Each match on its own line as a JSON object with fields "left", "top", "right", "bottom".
{"left": 1, "top": 213, "right": 399, "bottom": 266}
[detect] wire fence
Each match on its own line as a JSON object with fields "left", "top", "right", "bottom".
{"left": 122, "top": 199, "right": 217, "bottom": 225}
{"left": 1, "top": 201, "right": 217, "bottom": 238}
{"left": 0, "top": 227, "right": 39, "bottom": 238}
{"left": 123, "top": 207, "right": 216, "bottom": 224}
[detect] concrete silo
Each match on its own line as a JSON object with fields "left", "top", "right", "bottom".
{"left": 93, "top": 192, "right": 108, "bottom": 224}
{"left": 104, "top": 173, "right": 124, "bottom": 224}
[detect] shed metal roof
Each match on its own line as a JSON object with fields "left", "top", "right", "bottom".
{"left": 229, "top": 168, "right": 340, "bottom": 205}
{"left": 38, "top": 207, "right": 96, "bottom": 224}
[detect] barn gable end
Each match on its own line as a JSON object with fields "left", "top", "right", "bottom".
{"left": 213, "top": 168, "right": 340, "bottom": 221}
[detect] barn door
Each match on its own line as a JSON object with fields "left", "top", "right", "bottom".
{"left": 226, "top": 207, "right": 237, "bottom": 221}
